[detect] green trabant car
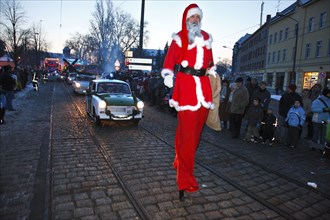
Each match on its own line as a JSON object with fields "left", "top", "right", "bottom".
{"left": 86, "top": 79, "right": 144, "bottom": 125}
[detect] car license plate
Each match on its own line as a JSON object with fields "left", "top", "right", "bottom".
{"left": 111, "top": 107, "right": 126, "bottom": 113}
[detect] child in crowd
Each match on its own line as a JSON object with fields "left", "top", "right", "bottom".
{"left": 0, "top": 87, "right": 6, "bottom": 124}
{"left": 243, "top": 98, "right": 264, "bottom": 143}
{"left": 260, "top": 108, "right": 277, "bottom": 145}
{"left": 285, "top": 100, "right": 306, "bottom": 148}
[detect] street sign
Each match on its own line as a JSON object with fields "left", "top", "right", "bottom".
{"left": 128, "top": 64, "right": 152, "bottom": 71}
{"left": 128, "top": 58, "right": 152, "bottom": 64}
{"left": 319, "top": 72, "right": 326, "bottom": 78}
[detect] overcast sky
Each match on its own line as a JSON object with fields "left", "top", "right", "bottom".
{"left": 13, "top": 0, "right": 295, "bottom": 62}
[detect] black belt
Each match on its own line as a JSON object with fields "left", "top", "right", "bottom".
{"left": 178, "top": 65, "right": 206, "bottom": 77}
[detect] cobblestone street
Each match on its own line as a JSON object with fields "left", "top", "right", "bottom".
{"left": 1, "top": 82, "right": 330, "bottom": 220}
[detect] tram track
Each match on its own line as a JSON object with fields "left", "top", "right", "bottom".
{"left": 139, "top": 107, "right": 330, "bottom": 220}
{"left": 54, "top": 83, "right": 152, "bottom": 220}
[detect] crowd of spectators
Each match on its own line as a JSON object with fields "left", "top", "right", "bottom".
{"left": 1, "top": 65, "right": 329, "bottom": 157}
{"left": 219, "top": 76, "right": 329, "bottom": 157}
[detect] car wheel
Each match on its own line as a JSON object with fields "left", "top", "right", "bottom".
{"left": 93, "top": 108, "right": 101, "bottom": 126}
{"left": 132, "top": 119, "right": 140, "bottom": 125}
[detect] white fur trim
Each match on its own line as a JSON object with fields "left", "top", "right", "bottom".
{"left": 161, "top": 68, "right": 174, "bottom": 78}
{"left": 186, "top": 7, "right": 203, "bottom": 20}
{"left": 172, "top": 33, "right": 211, "bottom": 49}
{"left": 169, "top": 76, "right": 213, "bottom": 111}
{"left": 194, "top": 37, "right": 204, "bottom": 69}
{"left": 172, "top": 33, "right": 181, "bottom": 47}
{"left": 181, "top": 60, "right": 188, "bottom": 68}
{"left": 204, "top": 34, "right": 213, "bottom": 49}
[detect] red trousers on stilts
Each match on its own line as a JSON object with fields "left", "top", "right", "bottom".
{"left": 173, "top": 107, "right": 209, "bottom": 192}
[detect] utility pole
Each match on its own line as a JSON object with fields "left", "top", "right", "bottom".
{"left": 138, "top": 0, "right": 145, "bottom": 57}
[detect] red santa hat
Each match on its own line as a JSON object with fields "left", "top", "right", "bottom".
{"left": 181, "top": 3, "right": 203, "bottom": 68}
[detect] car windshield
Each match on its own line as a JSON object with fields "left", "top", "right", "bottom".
{"left": 76, "top": 73, "right": 96, "bottom": 81}
{"left": 97, "top": 82, "right": 130, "bottom": 94}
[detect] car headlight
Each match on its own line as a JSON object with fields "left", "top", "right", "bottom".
{"left": 75, "top": 82, "right": 81, "bottom": 88}
{"left": 137, "top": 101, "right": 144, "bottom": 109}
{"left": 98, "top": 100, "right": 107, "bottom": 109}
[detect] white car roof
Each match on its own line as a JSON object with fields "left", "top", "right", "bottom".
{"left": 93, "top": 79, "right": 126, "bottom": 84}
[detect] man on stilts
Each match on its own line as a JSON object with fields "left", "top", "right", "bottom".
{"left": 161, "top": 3, "right": 217, "bottom": 201}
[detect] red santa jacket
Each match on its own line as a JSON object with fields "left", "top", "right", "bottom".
{"left": 161, "top": 30, "right": 216, "bottom": 111}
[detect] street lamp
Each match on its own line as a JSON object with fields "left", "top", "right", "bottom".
{"left": 276, "top": 12, "right": 299, "bottom": 84}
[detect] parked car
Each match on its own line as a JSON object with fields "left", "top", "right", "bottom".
{"left": 66, "top": 72, "right": 77, "bottom": 84}
{"left": 72, "top": 72, "right": 97, "bottom": 94}
{"left": 45, "top": 69, "right": 61, "bottom": 81}
{"left": 86, "top": 79, "right": 144, "bottom": 125}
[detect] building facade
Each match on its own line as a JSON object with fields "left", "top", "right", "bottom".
{"left": 236, "top": 16, "right": 271, "bottom": 83}
{"left": 233, "top": 0, "right": 330, "bottom": 93}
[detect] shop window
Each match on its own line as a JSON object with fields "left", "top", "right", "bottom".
{"left": 303, "top": 72, "right": 318, "bottom": 89}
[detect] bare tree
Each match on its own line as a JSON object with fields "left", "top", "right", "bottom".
{"left": 0, "top": 0, "right": 30, "bottom": 67}
{"left": 30, "top": 21, "right": 47, "bottom": 66}
{"left": 113, "top": 10, "right": 141, "bottom": 53}
{"left": 89, "top": 0, "right": 115, "bottom": 69}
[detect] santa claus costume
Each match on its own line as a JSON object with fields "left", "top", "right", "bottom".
{"left": 161, "top": 3, "right": 217, "bottom": 201}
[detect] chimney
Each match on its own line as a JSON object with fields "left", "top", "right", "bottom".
{"left": 266, "top": 14, "right": 271, "bottom": 23}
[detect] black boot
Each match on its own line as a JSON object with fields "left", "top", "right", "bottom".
{"left": 179, "top": 190, "right": 185, "bottom": 201}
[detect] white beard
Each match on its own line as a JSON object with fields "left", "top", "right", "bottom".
{"left": 187, "top": 21, "right": 202, "bottom": 43}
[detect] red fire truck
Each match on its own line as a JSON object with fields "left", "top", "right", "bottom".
{"left": 44, "top": 58, "right": 61, "bottom": 72}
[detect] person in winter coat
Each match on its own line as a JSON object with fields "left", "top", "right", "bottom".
{"left": 302, "top": 89, "right": 312, "bottom": 139}
{"left": 276, "top": 84, "right": 302, "bottom": 143}
{"left": 0, "top": 87, "right": 6, "bottom": 124}
{"left": 243, "top": 98, "right": 263, "bottom": 143}
{"left": 310, "top": 88, "right": 330, "bottom": 146}
{"left": 252, "top": 81, "right": 271, "bottom": 113}
{"left": 219, "top": 79, "right": 230, "bottom": 129}
{"left": 285, "top": 100, "right": 306, "bottom": 148}
{"left": 230, "top": 77, "right": 249, "bottom": 138}
{"left": 226, "top": 82, "right": 237, "bottom": 131}
{"left": 260, "top": 108, "right": 277, "bottom": 145}
{"left": 0, "top": 65, "right": 16, "bottom": 111}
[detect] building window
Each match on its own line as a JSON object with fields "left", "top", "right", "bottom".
{"left": 282, "top": 49, "right": 287, "bottom": 61}
{"left": 274, "top": 32, "right": 278, "bottom": 43}
{"left": 284, "top": 28, "right": 289, "bottom": 40}
{"left": 319, "top": 12, "right": 327, "bottom": 29}
{"left": 268, "top": 53, "right": 271, "bottom": 64}
{"left": 308, "top": 17, "right": 314, "bottom": 32}
{"left": 269, "top": 34, "right": 273, "bottom": 45}
{"left": 272, "top": 52, "right": 276, "bottom": 63}
{"left": 328, "top": 39, "right": 330, "bottom": 56}
{"left": 316, "top": 41, "right": 322, "bottom": 57}
{"left": 305, "top": 43, "right": 311, "bottom": 58}
{"left": 279, "top": 30, "right": 283, "bottom": 41}
{"left": 277, "top": 51, "right": 281, "bottom": 63}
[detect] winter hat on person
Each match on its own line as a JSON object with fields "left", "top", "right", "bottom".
{"left": 181, "top": 3, "right": 203, "bottom": 68}
{"left": 235, "top": 77, "right": 244, "bottom": 83}
{"left": 288, "top": 84, "right": 296, "bottom": 92}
